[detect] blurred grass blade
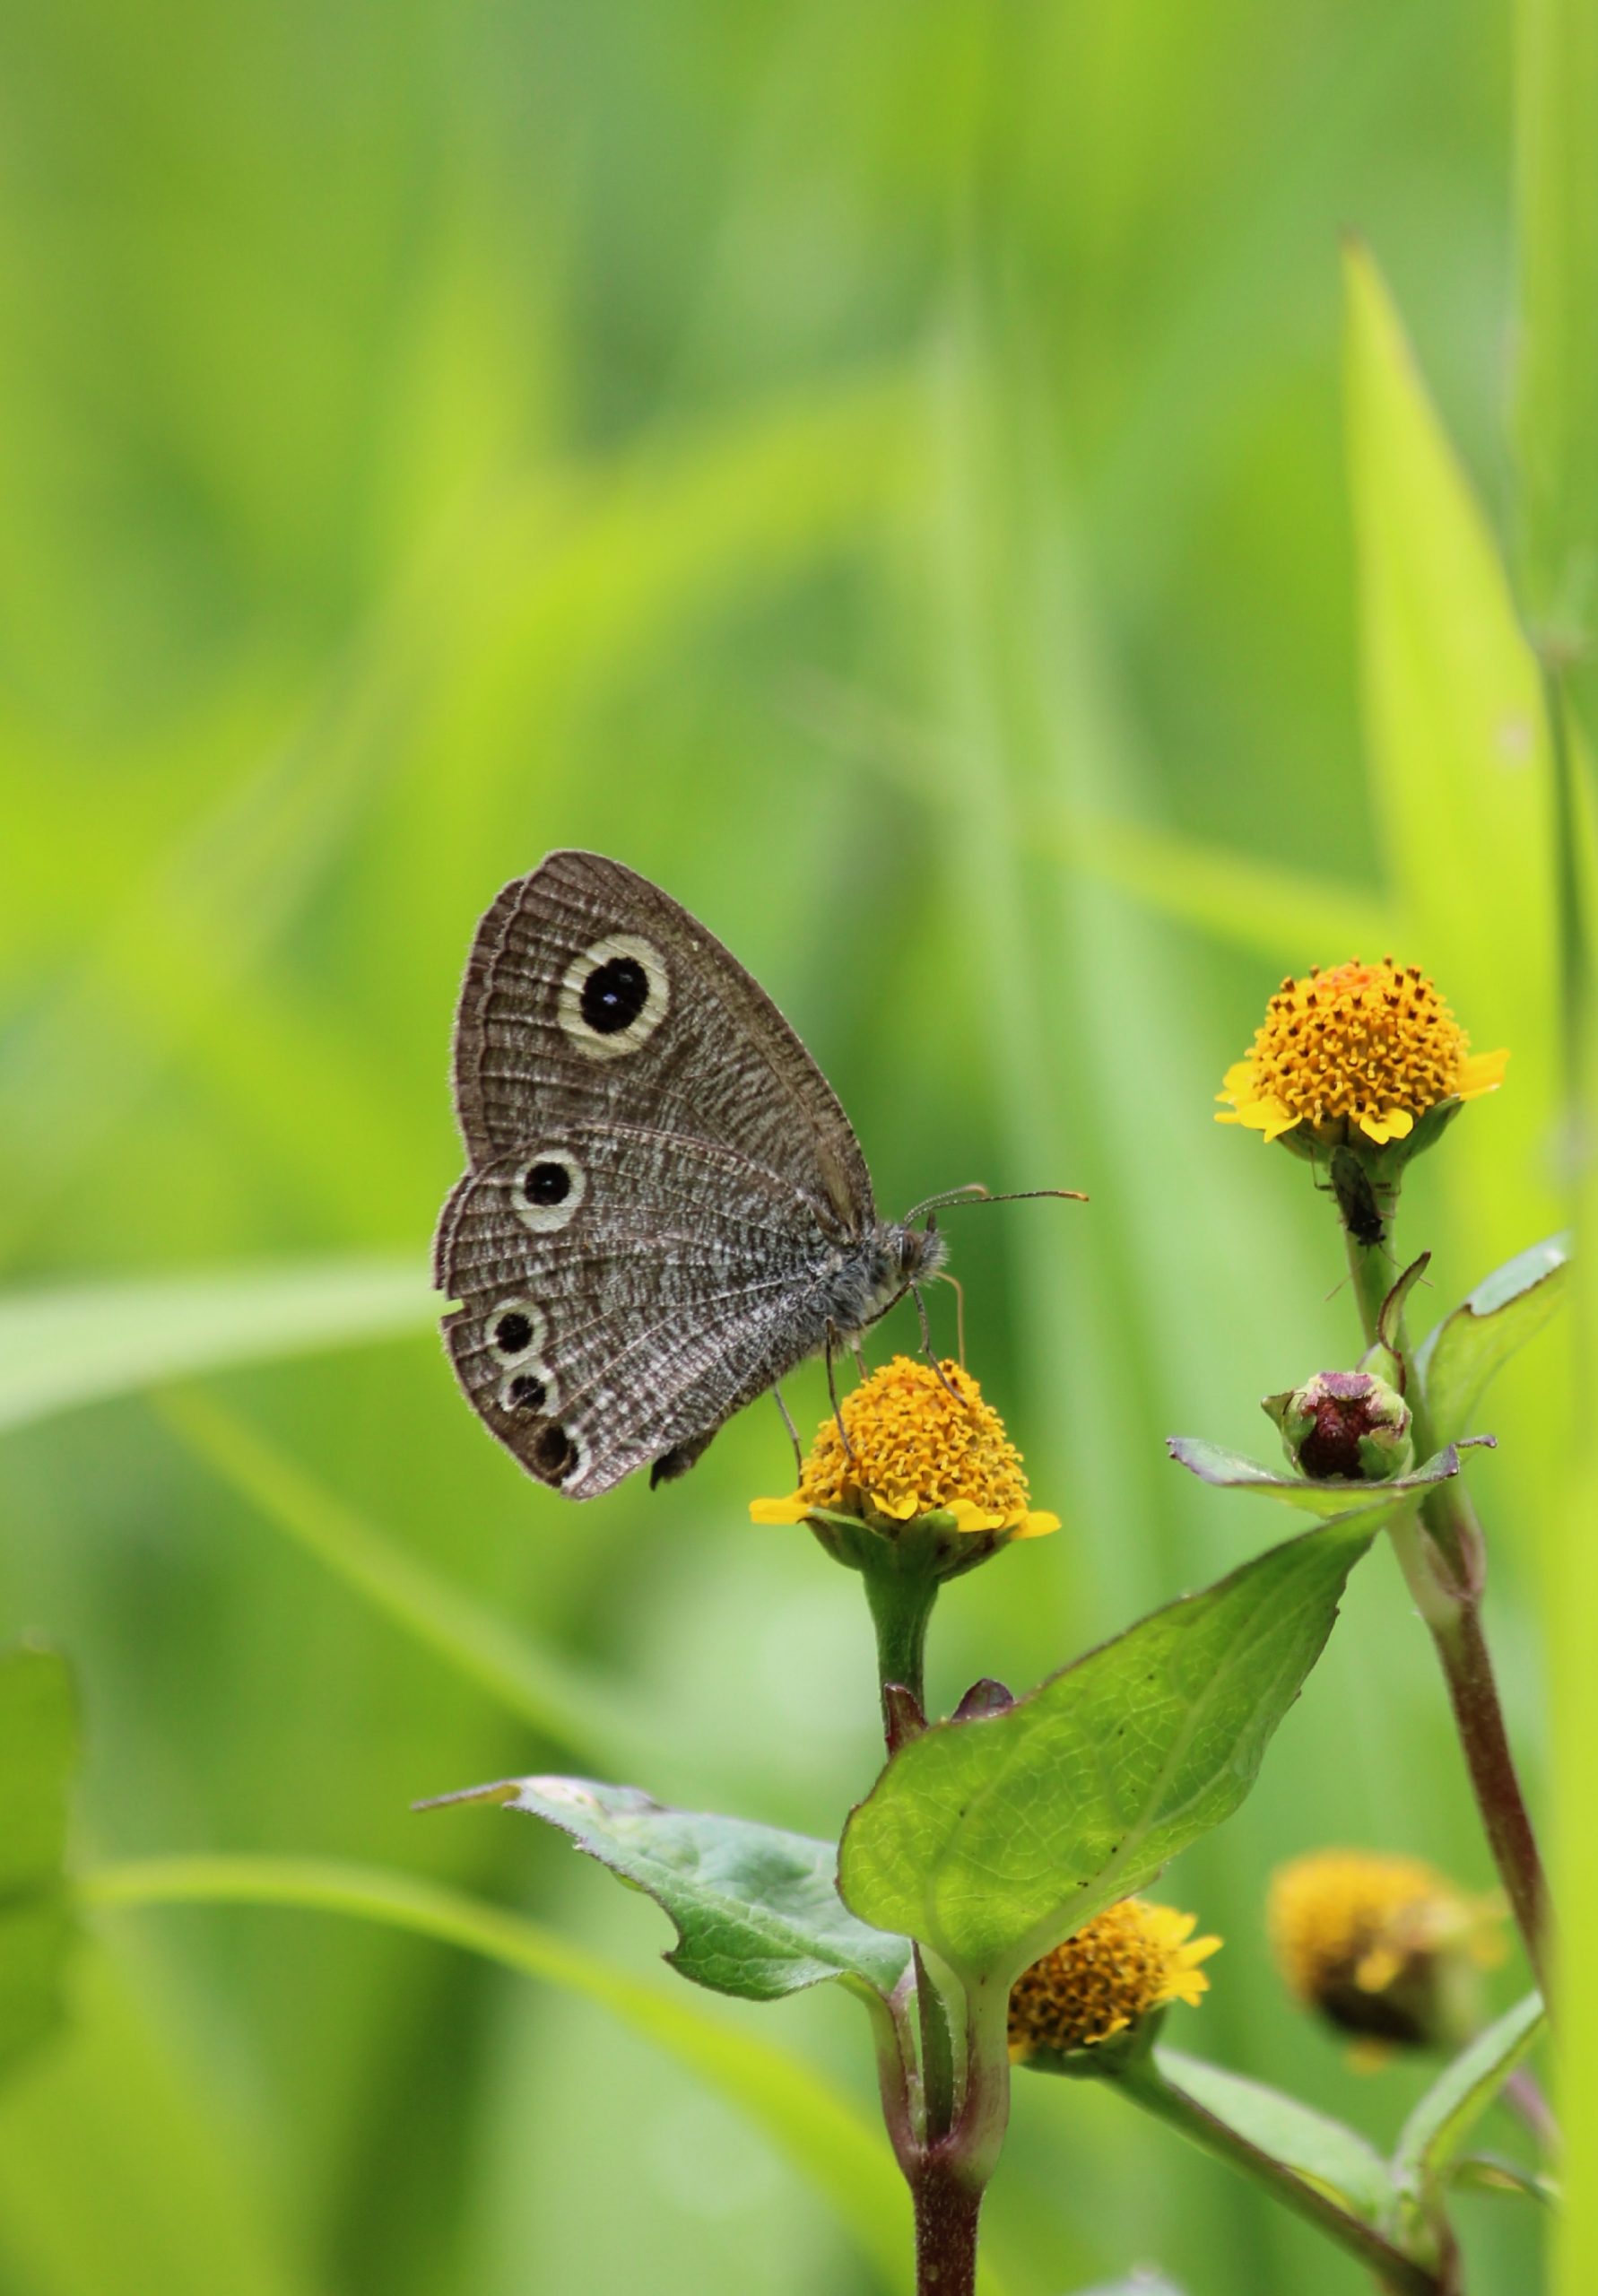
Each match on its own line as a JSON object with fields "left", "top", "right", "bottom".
{"left": 0, "top": 1258, "right": 434, "bottom": 1435}
{"left": 1038, "top": 810, "right": 1392, "bottom": 967}
{"left": 1343, "top": 240, "right": 1563, "bottom": 1265}
{"left": 157, "top": 1389, "right": 659, "bottom": 1779}
{"left": 1514, "top": 0, "right": 1598, "bottom": 657}
{"left": 0, "top": 1953, "right": 315, "bottom": 2296}
{"left": 84, "top": 1855, "right": 934, "bottom": 2296}
{"left": 0, "top": 1645, "right": 76, "bottom": 2081}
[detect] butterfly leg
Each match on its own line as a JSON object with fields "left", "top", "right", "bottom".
{"left": 823, "top": 1322, "right": 857, "bottom": 1461}
{"left": 937, "top": 1268, "right": 968, "bottom": 1367}
{"left": 849, "top": 1341, "right": 869, "bottom": 1383}
{"left": 772, "top": 1382, "right": 804, "bottom": 1478}
{"left": 911, "top": 1283, "right": 965, "bottom": 1402}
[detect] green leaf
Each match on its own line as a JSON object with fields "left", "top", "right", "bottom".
{"left": 0, "top": 1258, "right": 435, "bottom": 1435}
{"left": 838, "top": 1519, "right": 1371, "bottom": 1986}
{"left": 1450, "top": 2152, "right": 1558, "bottom": 2206}
{"left": 0, "top": 1644, "right": 77, "bottom": 2078}
{"left": 1154, "top": 2048, "right": 1393, "bottom": 2227}
{"left": 1166, "top": 1437, "right": 1491, "bottom": 1526}
{"left": 1413, "top": 1236, "right": 1571, "bottom": 1448}
{"left": 1393, "top": 1991, "right": 1546, "bottom": 2205}
{"left": 434, "top": 1777, "right": 913, "bottom": 2005}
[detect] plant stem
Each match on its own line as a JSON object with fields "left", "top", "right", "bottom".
{"left": 1113, "top": 2056, "right": 1443, "bottom": 2296}
{"left": 909, "top": 2158, "right": 982, "bottom": 2296}
{"left": 1343, "top": 1231, "right": 1550, "bottom": 1991}
{"left": 863, "top": 1553, "right": 938, "bottom": 1746}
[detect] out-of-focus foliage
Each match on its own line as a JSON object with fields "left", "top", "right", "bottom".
{"left": 0, "top": 3, "right": 1565, "bottom": 2292}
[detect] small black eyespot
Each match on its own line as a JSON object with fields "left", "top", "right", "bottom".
{"left": 532, "top": 1422, "right": 577, "bottom": 1479}
{"left": 506, "top": 1372, "right": 547, "bottom": 1411}
{"left": 579, "top": 954, "right": 649, "bottom": 1035}
{"left": 494, "top": 1310, "right": 534, "bottom": 1353}
{"left": 524, "top": 1161, "right": 571, "bottom": 1206}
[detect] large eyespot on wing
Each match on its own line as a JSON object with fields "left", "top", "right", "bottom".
{"left": 447, "top": 849, "right": 875, "bottom": 1233}
{"left": 557, "top": 932, "right": 670, "bottom": 1059}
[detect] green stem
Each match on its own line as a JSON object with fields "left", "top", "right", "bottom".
{"left": 1342, "top": 1229, "right": 1550, "bottom": 1991}
{"left": 1113, "top": 2056, "right": 1443, "bottom": 2296}
{"left": 861, "top": 1558, "right": 959, "bottom": 2149}
{"left": 863, "top": 1559, "right": 938, "bottom": 1747}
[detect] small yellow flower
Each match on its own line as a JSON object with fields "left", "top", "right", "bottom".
{"left": 1009, "top": 1899, "right": 1221, "bottom": 2062}
{"left": 1215, "top": 957, "right": 1507, "bottom": 1149}
{"left": 1269, "top": 1849, "right": 1506, "bottom": 2053}
{"left": 750, "top": 1355, "right": 1059, "bottom": 1539}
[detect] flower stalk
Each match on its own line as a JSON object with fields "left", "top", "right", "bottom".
{"left": 1107, "top": 2053, "right": 1446, "bottom": 2296}
{"left": 1342, "top": 1218, "right": 1550, "bottom": 1991}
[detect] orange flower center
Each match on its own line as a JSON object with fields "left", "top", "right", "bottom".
{"left": 1249, "top": 958, "right": 1470, "bottom": 1129}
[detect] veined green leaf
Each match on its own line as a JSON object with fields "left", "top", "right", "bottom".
{"left": 1413, "top": 1235, "right": 1571, "bottom": 1448}
{"left": 1165, "top": 1436, "right": 1491, "bottom": 1525}
{"left": 838, "top": 1520, "right": 1371, "bottom": 1986}
{"left": 0, "top": 1645, "right": 76, "bottom": 2079}
{"left": 1394, "top": 1992, "right": 1546, "bottom": 2205}
{"left": 0, "top": 1259, "right": 434, "bottom": 1436}
{"left": 431, "top": 1777, "right": 912, "bottom": 2005}
{"left": 1153, "top": 2048, "right": 1393, "bottom": 2227}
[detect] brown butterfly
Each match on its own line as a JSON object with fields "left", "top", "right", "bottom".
{"left": 434, "top": 851, "right": 959, "bottom": 1500}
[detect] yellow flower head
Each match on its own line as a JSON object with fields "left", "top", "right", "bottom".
{"left": 1215, "top": 957, "right": 1507, "bottom": 1149}
{"left": 1268, "top": 1849, "right": 1506, "bottom": 2053}
{"left": 751, "top": 1355, "right": 1059, "bottom": 1540}
{"left": 1009, "top": 1899, "right": 1220, "bottom": 2062}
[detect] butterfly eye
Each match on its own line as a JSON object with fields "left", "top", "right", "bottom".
{"left": 559, "top": 933, "right": 670, "bottom": 1060}
{"left": 511, "top": 1150, "right": 586, "bottom": 1232}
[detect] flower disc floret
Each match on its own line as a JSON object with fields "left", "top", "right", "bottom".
{"left": 1268, "top": 1848, "right": 1504, "bottom": 2050}
{"left": 750, "top": 1355, "right": 1058, "bottom": 1538}
{"left": 1009, "top": 1899, "right": 1220, "bottom": 2061}
{"left": 1216, "top": 957, "right": 1507, "bottom": 1148}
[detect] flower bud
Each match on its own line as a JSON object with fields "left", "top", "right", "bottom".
{"left": 1263, "top": 1369, "right": 1414, "bottom": 1483}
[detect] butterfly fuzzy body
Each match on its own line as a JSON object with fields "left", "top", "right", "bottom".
{"left": 435, "top": 851, "right": 946, "bottom": 1500}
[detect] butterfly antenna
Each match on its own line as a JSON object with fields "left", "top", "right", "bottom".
{"left": 904, "top": 1182, "right": 1088, "bottom": 1222}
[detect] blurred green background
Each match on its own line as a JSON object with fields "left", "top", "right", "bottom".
{"left": 0, "top": 3, "right": 1581, "bottom": 2292}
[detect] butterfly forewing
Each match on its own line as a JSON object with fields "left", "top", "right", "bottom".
{"left": 436, "top": 852, "right": 886, "bottom": 1498}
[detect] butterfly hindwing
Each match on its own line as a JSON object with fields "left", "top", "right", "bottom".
{"left": 437, "top": 1132, "right": 842, "bottom": 1497}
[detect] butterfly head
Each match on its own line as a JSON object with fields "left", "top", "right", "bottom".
{"left": 887, "top": 1218, "right": 950, "bottom": 1283}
